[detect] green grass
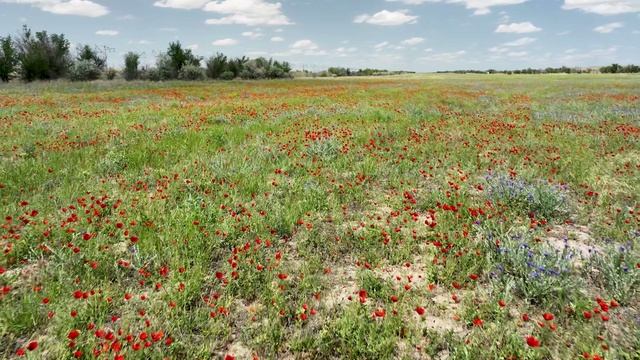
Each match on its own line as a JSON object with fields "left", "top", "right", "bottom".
{"left": 0, "top": 74, "right": 639, "bottom": 359}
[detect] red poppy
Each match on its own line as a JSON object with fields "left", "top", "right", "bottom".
{"left": 472, "top": 317, "right": 483, "bottom": 327}
{"left": 543, "top": 312, "right": 554, "bottom": 321}
{"left": 525, "top": 336, "right": 540, "bottom": 347}
{"left": 583, "top": 311, "right": 592, "bottom": 319}
{"left": 68, "top": 329, "right": 80, "bottom": 340}
{"left": 27, "top": 341, "right": 38, "bottom": 351}
{"left": 415, "top": 306, "right": 425, "bottom": 316}
{"left": 374, "top": 308, "right": 386, "bottom": 318}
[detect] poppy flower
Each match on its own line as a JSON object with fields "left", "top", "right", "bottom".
{"left": 472, "top": 317, "right": 483, "bottom": 327}
{"left": 525, "top": 335, "right": 540, "bottom": 347}
{"left": 27, "top": 341, "right": 38, "bottom": 351}
{"left": 543, "top": 313, "right": 554, "bottom": 321}
{"left": 374, "top": 308, "right": 386, "bottom": 318}
{"left": 68, "top": 329, "right": 80, "bottom": 340}
{"left": 583, "top": 311, "right": 592, "bottom": 319}
{"left": 415, "top": 306, "right": 425, "bottom": 316}
{"left": 498, "top": 299, "right": 506, "bottom": 308}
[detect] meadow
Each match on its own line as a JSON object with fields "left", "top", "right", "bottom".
{"left": 0, "top": 74, "right": 639, "bottom": 359}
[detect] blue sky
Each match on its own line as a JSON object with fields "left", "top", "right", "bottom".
{"left": 0, "top": 0, "right": 639, "bottom": 71}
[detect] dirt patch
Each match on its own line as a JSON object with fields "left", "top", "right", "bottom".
{"left": 544, "top": 224, "right": 601, "bottom": 265}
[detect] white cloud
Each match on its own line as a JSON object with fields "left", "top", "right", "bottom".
{"left": 95, "top": 29, "right": 118, "bottom": 36}
{"left": 503, "top": 36, "right": 536, "bottom": 46}
{"left": 401, "top": 37, "right": 425, "bottom": 45}
{"left": 1, "top": 0, "right": 109, "bottom": 17}
{"left": 270, "top": 36, "right": 284, "bottom": 42}
{"left": 204, "top": 0, "right": 292, "bottom": 26}
{"left": 489, "top": 36, "right": 536, "bottom": 54}
{"left": 288, "top": 39, "right": 326, "bottom": 55}
{"left": 386, "top": 0, "right": 438, "bottom": 3}
{"left": 242, "top": 31, "right": 263, "bottom": 39}
{"left": 594, "top": 22, "right": 623, "bottom": 33}
{"left": 563, "top": 0, "right": 640, "bottom": 15}
{"left": 354, "top": 9, "right": 418, "bottom": 26}
{"left": 392, "top": 0, "right": 529, "bottom": 14}
{"left": 374, "top": 41, "right": 390, "bottom": 50}
{"left": 212, "top": 38, "right": 238, "bottom": 46}
{"left": 495, "top": 21, "right": 541, "bottom": 33}
{"left": 153, "top": 0, "right": 208, "bottom": 9}
{"left": 187, "top": 43, "right": 199, "bottom": 50}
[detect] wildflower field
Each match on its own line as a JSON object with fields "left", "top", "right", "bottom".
{"left": 0, "top": 74, "right": 639, "bottom": 359}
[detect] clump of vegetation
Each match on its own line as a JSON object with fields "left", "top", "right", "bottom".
{"left": 484, "top": 174, "right": 569, "bottom": 221}
{"left": 123, "top": 52, "right": 140, "bottom": 81}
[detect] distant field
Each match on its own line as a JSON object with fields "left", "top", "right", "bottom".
{"left": 0, "top": 75, "right": 639, "bottom": 359}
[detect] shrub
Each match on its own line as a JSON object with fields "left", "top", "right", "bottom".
{"left": 480, "top": 223, "right": 582, "bottom": 305}
{"left": 76, "top": 44, "right": 106, "bottom": 70}
{"left": 68, "top": 60, "right": 101, "bottom": 81}
{"left": 484, "top": 174, "right": 568, "bottom": 221}
{"left": 0, "top": 35, "right": 17, "bottom": 82}
{"left": 587, "top": 242, "right": 639, "bottom": 304}
{"left": 219, "top": 71, "right": 235, "bottom": 80}
{"left": 104, "top": 68, "right": 117, "bottom": 80}
{"left": 139, "top": 66, "right": 162, "bottom": 81}
{"left": 123, "top": 52, "right": 139, "bottom": 81}
{"left": 178, "top": 64, "right": 205, "bottom": 81}
{"left": 155, "top": 54, "right": 175, "bottom": 80}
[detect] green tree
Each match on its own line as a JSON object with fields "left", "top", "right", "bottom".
{"left": 0, "top": 35, "right": 17, "bottom": 82}
{"left": 123, "top": 52, "right": 140, "bottom": 81}
{"left": 15, "top": 25, "right": 71, "bottom": 81}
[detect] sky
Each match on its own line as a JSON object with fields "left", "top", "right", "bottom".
{"left": 0, "top": 0, "right": 639, "bottom": 71}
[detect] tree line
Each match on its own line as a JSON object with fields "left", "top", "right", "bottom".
{"left": 0, "top": 26, "right": 292, "bottom": 82}
{"left": 437, "top": 64, "right": 640, "bottom": 75}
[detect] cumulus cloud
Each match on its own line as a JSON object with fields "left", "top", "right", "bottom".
{"left": 95, "top": 30, "right": 118, "bottom": 36}
{"left": 242, "top": 31, "right": 263, "bottom": 39}
{"left": 212, "top": 38, "right": 238, "bottom": 46}
{"left": 401, "top": 37, "right": 425, "bottom": 45}
{"left": 286, "top": 39, "right": 326, "bottom": 56}
{"left": 1, "top": 0, "right": 109, "bottom": 17}
{"left": 387, "top": 0, "right": 529, "bottom": 14}
{"left": 594, "top": 22, "right": 623, "bottom": 33}
{"left": 563, "top": 0, "right": 640, "bottom": 15}
{"left": 270, "top": 36, "right": 284, "bottom": 42}
{"left": 503, "top": 36, "right": 537, "bottom": 46}
{"left": 204, "top": 0, "right": 292, "bottom": 26}
{"left": 495, "top": 21, "right": 541, "bottom": 33}
{"left": 354, "top": 10, "right": 418, "bottom": 26}
{"left": 153, "top": 0, "right": 208, "bottom": 9}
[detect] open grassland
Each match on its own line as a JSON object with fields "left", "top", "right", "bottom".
{"left": 0, "top": 75, "right": 639, "bottom": 359}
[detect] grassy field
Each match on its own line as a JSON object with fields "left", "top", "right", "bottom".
{"left": 0, "top": 74, "right": 639, "bottom": 359}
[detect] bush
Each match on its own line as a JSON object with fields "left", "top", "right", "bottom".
{"left": 68, "top": 60, "right": 101, "bottom": 81}
{"left": 105, "top": 68, "right": 117, "bottom": 80}
{"left": 484, "top": 174, "right": 568, "bottom": 221}
{"left": 76, "top": 44, "right": 106, "bottom": 70}
{"left": 219, "top": 71, "right": 235, "bottom": 80}
{"left": 178, "top": 64, "right": 205, "bottom": 81}
{"left": 123, "top": 52, "right": 139, "bottom": 81}
{"left": 480, "top": 223, "right": 582, "bottom": 305}
{"left": 139, "top": 66, "right": 162, "bottom": 81}
{"left": 587, "top": 243, "right": 639, "bottom": 304}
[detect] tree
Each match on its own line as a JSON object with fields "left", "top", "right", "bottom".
{"left": 165, "top": 41, "right": 200, "bottom": 79}
{"left": 123, "top": 52, "right": 140, "bottom": 81}
{"left": 14, "top": 25, "right": 71, "bottom": 81}
{"left": 77, "top": 44, "right": 106, "bottom": 70}
{"left": 0, "top": 35, "right": 17, "bottom": 82}
{"left": 206, "top": 52, "right": 228, "bottom": 79}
